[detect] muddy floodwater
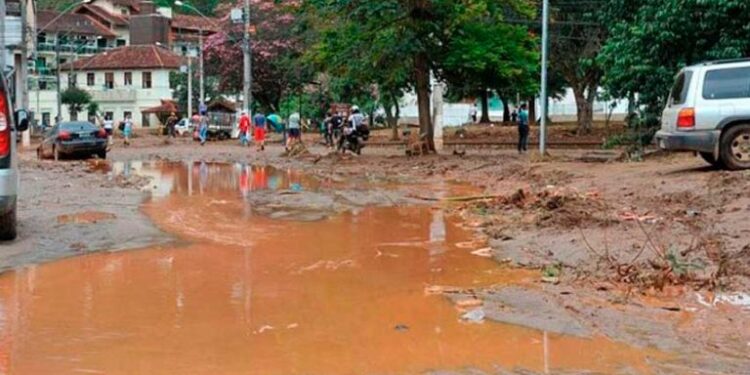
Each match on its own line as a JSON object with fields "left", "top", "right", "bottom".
{"left": 0, "top": 163, "right": 664, "bottom": 374}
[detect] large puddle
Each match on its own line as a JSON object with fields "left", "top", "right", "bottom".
{"left": 0, "top": 162, "right": 662, "bottom": 374}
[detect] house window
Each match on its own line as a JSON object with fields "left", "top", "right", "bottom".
{"left": 105, "top": 72, "right": 114, "bottom": 89}
{"left": 116, "top": 39, "right": 126, "bottom": 47}
{"left": 123, "top": 111, "right": 132, "bottom": 121}
{"left": 71, "top": 112, "right": 78, "bottom": 121}
{"left": 42, "top": 112, "right": 51, "bottom": 127}
{"left": 124, "top": 72, "right": 132, "bottom": 86}
{"left": 37, "top": 33, "right": 46, "bottom": 44}
{"left": 142, "top": 72, "right": 152, "bottom": 89}
{"left": 97, "top": 38, "right": 107, "bottom": 48}
{"left": 68, "top": 73, "right": 77, "bottom": 88}
{"left": 87, "top": 73, "right": 95, "bottom": 86}
{"left": 105, "top": 111, "right": 114, "bottom": 121}
{"left": 142, "top": 113, "right": 151, "bottom": 128}
{"left": 39, "top": 81, "right": 48, "bottom": 90}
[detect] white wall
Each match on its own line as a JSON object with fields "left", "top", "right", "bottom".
{"left": 38, "top": 69, "right": 175, "bottom": 127}
{"left": 397, "top": 87, "right": 632, "bottom": 126}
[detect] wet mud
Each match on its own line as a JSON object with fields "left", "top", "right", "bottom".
{"left": 0, "top": 162, "right": 666, "bottom": 374}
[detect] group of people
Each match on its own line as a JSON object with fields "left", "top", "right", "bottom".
{"left": 322, "top": 106, "right": 368, "bottom": 152}
{"left": 98, "top": 114, "right": 132, "bottom": 147}
{"left": 237, "top": 110, "right": 302, "bottom": 152}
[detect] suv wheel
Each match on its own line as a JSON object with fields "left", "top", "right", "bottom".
{"left": 720, "top": 124, "right": 750, "bottom": 170}
{"left": 0, "top": 203, "right": 17, "bottom": 241}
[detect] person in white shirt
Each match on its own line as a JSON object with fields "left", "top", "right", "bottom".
{"left": 103, "top": 115, "right": 114, "bottom": 146}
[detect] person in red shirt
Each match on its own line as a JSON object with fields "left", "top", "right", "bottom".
{"left": 238, "top": 111, "right": 251, "bottom": 147}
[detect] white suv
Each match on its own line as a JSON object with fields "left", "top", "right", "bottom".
{"left": 0, "top": 72, "right": 29, "bottom": 240}
{"left": 656, "top": 59, "right": 750, "bottom": 170}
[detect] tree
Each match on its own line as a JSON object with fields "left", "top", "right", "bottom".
{"left": 306, "top": 0, "right": 534, "bottom": 150}
{"left": 546, "top": 0, "right": 610, "bottom": 134}
{"left": 442, "top": 20, "right": 539, "bottom": 124}
{"left": 170, "top": 70, "right": 219, "bottom": 116}
{"left": 600, "top": 0, "right": 750, "bottom": 123}
{"left": 203, "top": 0, "right": 309, "bottom": 112}
{"left": 61, "top": 87, "right": 91, "bottom": 119}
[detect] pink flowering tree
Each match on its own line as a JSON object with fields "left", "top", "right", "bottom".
{"left": 204, "top": 0, "right": 309, "bottom": 112}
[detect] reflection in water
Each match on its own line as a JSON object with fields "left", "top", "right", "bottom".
{"left": 0, "top": 163, "right": 664, "bottom": 374}
{"left": 109, "top": 161, "right": 318, "bottom": 199}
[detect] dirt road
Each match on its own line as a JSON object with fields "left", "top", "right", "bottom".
{"left": 0, "top": 136, "right": 748, "bottom": 374}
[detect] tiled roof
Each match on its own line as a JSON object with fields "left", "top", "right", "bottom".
{"left": 60, "top": 45, "right": 184, "bottom": 71}
{"left": 171, "top": 14, "right": 221, "bottom": 33}
{"left": 37, "top": 10, "right": 117, "bottom": 37}
{"left": 77, "top": 4, "right": 130, "bottom": 26}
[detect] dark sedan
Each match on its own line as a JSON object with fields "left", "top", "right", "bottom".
{"left": 37, "top": 121, "right": 108, "bottom": 161}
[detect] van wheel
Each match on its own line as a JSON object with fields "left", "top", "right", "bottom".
{"left": 699, "top": 152, "right": 724, "bottom": 168}
{"left": 97, "top": 150, "right": 107, "bottom": 159}
{"left": 720, "top": 124, "right": 750, "bottom": 170}
{"left": 0, "top": 204, "right": 17, "bottom": 241}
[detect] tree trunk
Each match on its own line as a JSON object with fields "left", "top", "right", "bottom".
{"left": 501, "top": 97, "right": 510, "bottom": 123}
{"left": 414, "top": 52, "right": 434, "bottom": 150}
{"left": 384, "top": 95, "right": 400, "bottom": 141}
{"left": 573, "top": 86, "right": 594, "bottom": 134}
{"left": 527, "top": 96, "right": 536, "bottom": 126}
{"left": 479, "top": 89, "right": 491, "bottom": 124}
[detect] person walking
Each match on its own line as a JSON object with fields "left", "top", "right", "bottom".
{"left": 103, "top": 115, "right": 114, "bottom": 147}
{"left": 517, "top": 103, "right": 529, "bottom": 154}
{"left": 238, "top": 111, "right": 251, "bottom": 147}
{"left": 323, "top": 111, "right": 335, "bottom": 148}
{"left": 166, "top": 112, "right": 178, "bottom": 139}
{"left": 253, "top": 111, "right": 267, "bottom": 152}
{"left": 469, "top": 104, "right": 478, "bottom": 123}
{"left": 199, "top": 114, "right": 209, "bottom": 146}
{"left": 122, "top": 116, "right": 133, "bottom": 147}
{"left": 287, "top": 112, "right": 301, "bottom": 151}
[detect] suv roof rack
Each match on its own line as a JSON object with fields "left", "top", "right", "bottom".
{"left": 697, "top": 58, "right": 750, "bottom": 67}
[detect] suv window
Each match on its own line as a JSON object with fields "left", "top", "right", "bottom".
{"left": 703, "top": 67, "right": 750, "bottom": 100}
{"left": 670, "top": 71, "right": 692, "bottom": 105}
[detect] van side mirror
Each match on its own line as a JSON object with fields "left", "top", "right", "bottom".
{"left": 14, "top": 109, "right": 29, "bottom": 132}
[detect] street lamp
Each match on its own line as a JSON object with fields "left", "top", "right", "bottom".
{"left": 174, "top": 1, "right": 222, "bottom": 113}
{"left": 174, "top": 0, "right": 251, "bottom": 114}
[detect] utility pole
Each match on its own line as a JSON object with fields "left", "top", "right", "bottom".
{"left": 20, "top": 0, "right": 30, "bottom": 147}
{"left": 242, "top": 0, "right": 251, "bottom": 114}
{"left": 199, "top": 28, "right": 204, "bottom": 109}
{"left": 187, "top": 53, "right": 192, "bottom": 118}
{"left": 539, "top": 0, "right": 549, "bottom": 155}
{"left": 55, "top": 39, "right": 61, "bottom": 123}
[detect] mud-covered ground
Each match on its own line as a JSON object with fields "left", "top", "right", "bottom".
{"left": 3, "top": 133, "right": 749, "bottom": 374}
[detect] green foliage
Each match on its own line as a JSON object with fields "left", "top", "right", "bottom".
{"left": 169, "top": 71, "right": 219, "bottom": 116}
{"left": 600, "top": 0, "right": 750, "bottom": 116}
{"left": 60, "top": 87, "right": 92, "bottom": 116}
{"left": 305, "top": 0, "right": 536, "bottom": 140}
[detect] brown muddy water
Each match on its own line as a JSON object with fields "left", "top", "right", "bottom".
{"left": 0, "top": 162, "right": 663, "bottom": 374}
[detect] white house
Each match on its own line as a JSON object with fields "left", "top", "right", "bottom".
{"left": 60, "top": 45, "right": 182, "bottom": 127}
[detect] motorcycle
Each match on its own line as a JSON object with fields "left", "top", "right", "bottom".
{"left": 338, "top": 125, "right": 370, "bottom": 155}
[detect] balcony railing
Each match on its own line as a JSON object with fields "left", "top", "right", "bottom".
{"left": 91, "top": 89, "right": 137, "bottom": 102}
{"left": 36, "top": 42, "right": 111, "bottom": 55}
